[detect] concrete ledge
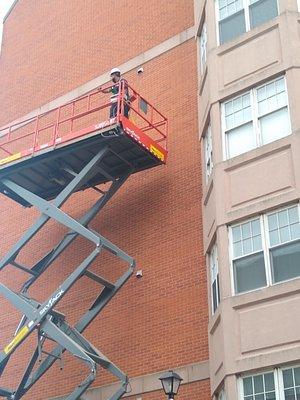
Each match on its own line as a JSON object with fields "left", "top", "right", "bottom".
{"left": 1, "top": 26, "right": 195, "bottom": 133}
{"left": 50, "top": 360, "right": 209, "bottom": 400}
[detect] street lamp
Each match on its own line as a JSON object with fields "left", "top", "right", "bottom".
{"left": 159, "top": 370, "right": 183, "bottom": 400}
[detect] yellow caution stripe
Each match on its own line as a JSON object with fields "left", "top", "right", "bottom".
{"left": 4, "top": 325, "right": 29, "bottom": 355}
{"left": 149, "top": 144, "right": 165, "bottom": 162}
{"left": 0, "top": 152, "right": 22, "bottom": 166}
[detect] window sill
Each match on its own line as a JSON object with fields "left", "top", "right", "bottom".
{"left": 231, "top": 276, "right": 300, "bottom": 310}
{"left": 223, "top": 133, "right": 292, "bottom": 173}
{"left": 216, "top": 17, "right": 279, "bottom": 56}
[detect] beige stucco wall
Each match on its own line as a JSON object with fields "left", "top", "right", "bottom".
{"left": 196, "top": 0, "right": 300, "bottom": 397}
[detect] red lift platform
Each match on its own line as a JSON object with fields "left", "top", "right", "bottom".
{"left": 0, "top": 80, "right": 168, "bottom": 205}
{"left": 0, "top": 81, "right": 168, "bottom": 400}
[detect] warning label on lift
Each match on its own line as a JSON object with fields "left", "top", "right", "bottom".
{"left": 4, "top": 325, "right": 29, "bottom": 355}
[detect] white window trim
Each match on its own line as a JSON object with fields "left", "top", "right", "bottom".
{"left": 200, "top": 22, "right": 207, "bottom": 74}
{"left": 209, "top": 243, "right": 220, "bottom": 314}
{"left": 238, "top": 368, "right": 280, "bottom": 399}
{"left": 221, "top": 75, "right": 291, "bottom": 161}
{"left": 238, "top": 365, "right": 300, "bottom": 400}
{"left": 229, "top": 203, "right": 300, "bottom": 296}
{"left": 204, "top": 124, "right": 213, "bottom": 182}
{"left": 215, "top": 0, "right": 280, "bottom": 46}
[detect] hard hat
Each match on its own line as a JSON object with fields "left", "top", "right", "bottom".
{"left": 110, "top": 67, "right": 121, "bottom": 76}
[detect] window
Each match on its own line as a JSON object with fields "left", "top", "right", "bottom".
{"left": 204, "top": 125, "right": 213, "bottom": 181}
{"left": 222, "top": 76, "right": 290, "bottom": 160}
{"left": 216, "top": 0, "right": 279, "bottom": 45}
{"left": 217, "top": 388, "right": 227, "bottom": 400}
{"left": 267, "top": 206, "right": 300, "bottom": 284}
{"left": 239, "top": 366, "right": 300, "bottom": 400}
{"left": 282, "top": 366, "right": 300, "bottom": 399}
{"left": 200, "top": 23, "right": 207, "bottom": 73}
{"left": 231, "top": 218, "right": 266, "bottom": 294}
{"left": 242, "top": 371, "right": 276, "bottom": 400}
{"left": 209, "top": 244, "right": 220, "bottom": 313}
{"left": 230, "top": 204, "right": 300, "bottom": 294}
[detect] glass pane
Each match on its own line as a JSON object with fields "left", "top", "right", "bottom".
{"left": 251, "top": 219, "right": 261, "bottom": 236}
{"left": 212, "top": 281, "right": 218, "bottom": 313}
{"left": 227, "top": 122, "right": 255, "bottom": 159}
{"left": 253, "top": 235, "right": 262, "bottom": 252}
{"left": 277, "top": 91, "right": 287, "bottom": 109}
{"left": 243, "top": 94, "right": 251, "bottom": 107}
{"left": 243, "top": 107, "right": 252, "bottom": 122}
{"left": 265, "top": 392, "right": 276, "bottom": 400}
{"left": 235, "top": 109, "right": 244, "bottom": 126}
{"left": 225, "top": 101, "right": 233, "bottom": 115}
{"left": 254, "top": 375, "right": 264, "bottom": 393}
{"left": 233, "top": 96, "right": 242, "bottom": 112}
{"left": 266, "top": 81, "right": 276, "bottom": 98}
{"left": 296, "top": 387, "right": 300, "bottom": 400}
{"left": 264, "top": 373, "right": 275, "bottom": 391}
{"left": 278, "top": 210, "right": 288, "bottom": 227}
{"left": 242, "top": 222, "right": 251, "bottom": 239}
{"left": 268, "top": 213, "right": 278, "bottom": 231}
{"left": 291, "top": 223, "right": 300, "bottom": 241}
{"left": 289, "top": 207, "right": 299, "bottom": 224}
{"left": 260, "top": 108, "right": 290, "bottom": 146}
{"left": 234, "top": 252, "right": 266, "bottom": 293}
{"left": 295, "top": 367, "right": 300, "bottom": 386}
{"left": 232, "top": 226, "right": 241, "bottom": 242}
{"left": 233, "top": 241, "right": 243, "bottom": 258}
{"left": 243, "top": 238, "right": 252, "bottom": 254}
{"left": 283, "top": 369, "right": 294, "bottom": 388}
{"left": 269, "top": 230, "right": 279, "bottom": 247}
{"left": 257, "top": 86, "right": 266, "bottom": 102}
{"left": 271, "top": 241, "right": 300, "bottom": 283}
{"left": 284, "top": 388, "right": 296, "bottom": 400}
{"left": 279, "top": 226, "right": 290, "bottom": 243}
{"left": 249, "top": 0, "right": 278, "bottom": 29}
{"left": 276, "top": 77, "right": 285, "bottom": 93}
{"left": 226, "top": 114, "right": 235, "bottom": 130}
{"left": 254, "top": 395, "right": 264, "bottom": 400}
{"left": 244, "top": 377, "right": 253, "bottom": 396}
{"left": 219, "top": 10, "right": 246, "bottom": 45}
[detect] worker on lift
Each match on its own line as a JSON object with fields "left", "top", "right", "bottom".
{"left": 100, "top": 68, "right": 130, "bottom": 119}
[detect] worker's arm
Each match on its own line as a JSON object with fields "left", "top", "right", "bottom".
{"left": 97, "top": 86, "right": 111, "bottom": 94}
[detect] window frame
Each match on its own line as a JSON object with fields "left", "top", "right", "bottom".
{"left": 229, "top": 203, "right": 300, "bottom": 296}
{"left": 237, "top": 365, "right": 300, "bottom": 400}
{"left": 221, "top": 76, "right": 291, "bottom": 161}
{"left": 204, "top": 124, "right": 213, "bottom": 182}
{"left": 209, "top": 243, "right": 220, "bottom": 314}
{"left": 200, "top": 22, "right": 207, "bottom": 74}
{"left": 238, "top": 369, "right": 281, "bottom": 399}
{"left": 215, "top": 0, "right": 280, "bottom": 46}
{"left": 278, "top": 365, "right": 300, "bottom": 399}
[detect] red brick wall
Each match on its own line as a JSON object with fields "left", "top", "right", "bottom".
{"left": 0, "top": 0, "right": 194, "bottom": 126}
{"left": 0, "top": 1, "right": 209, "bottom": 400}
{"left": 126, "top": 380, "right": 211, "bottom": 400}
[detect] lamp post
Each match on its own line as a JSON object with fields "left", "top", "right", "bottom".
{"left": 159, "top": 370, "right": 183, "bottom": 400}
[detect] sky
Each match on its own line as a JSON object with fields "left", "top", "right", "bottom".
{"left": 0, "top": 0, "right": 15, "bottom": 46}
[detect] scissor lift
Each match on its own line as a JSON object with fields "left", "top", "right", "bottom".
{"left": 0, "top": 80, "right": 168, "bottom": 400}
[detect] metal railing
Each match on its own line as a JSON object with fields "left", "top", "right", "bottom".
{"left": 0, "top": 80, "right": 168, "bottom": 163}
